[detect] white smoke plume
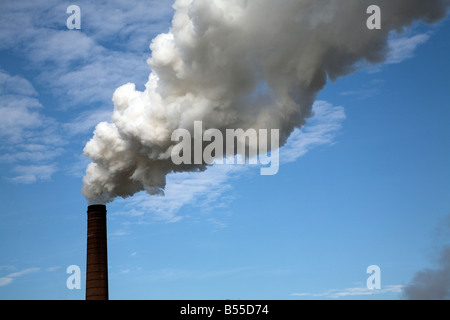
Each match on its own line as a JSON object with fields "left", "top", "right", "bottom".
{"left": 82, "top": 0, "right": 449, "bottom": 205}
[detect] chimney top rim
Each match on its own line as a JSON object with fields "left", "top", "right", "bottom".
{"left": 87, "top": 204, "right": 107, "bottom": 212}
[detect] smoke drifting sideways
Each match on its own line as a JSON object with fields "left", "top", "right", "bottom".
{"left": 403, "top": 216, "right": 450, "bottom": 300}
{"left": 82, "top": 0, "right": 450, "bottom": 205}
{"left": 402, "top": 247, "right": 450, "bottom": 300}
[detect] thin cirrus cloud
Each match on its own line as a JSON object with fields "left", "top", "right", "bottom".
{"left": 340, "top": 33, "right": 430, "bottom": 97}
{"left": 0, "top": 70, "right": 63, "bottom": 184}
{"left": 114, "top": 164, "right": 241, "bottom": 224}
{"left": 0, "top": 267, "right": 40, "bottom": 287}
{"left": 365, "top": 33, "right": 432, "bottom": 73}
{"left": 0, "top": 70, "right": 111, "bottom": 185}
{"left": 0, "top": 0, "right": 173, "bottom": 109}
{"left": 292, "top": 284, "right": 404, "bottom": 299}
{"left": 386, "top": 33, "right": 431, "bottom": 64}
{"left": 280, "top": 101, "right": 346, "bottom": 165}
{"left": 9, "top": 165, "right": 58, "bottom": 185}
{"left": 63, "top": 108, "right": 113, "bottom": 137}
{"left": 0, "top": 71, "right": 43, "bottom": 143}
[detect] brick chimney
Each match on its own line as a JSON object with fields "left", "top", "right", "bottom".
{"left": 86, "top": 205, "right": 109, "bottom": 300}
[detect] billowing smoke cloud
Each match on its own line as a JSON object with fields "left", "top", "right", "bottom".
{"left": 402, "top": 247, "right": 450, "bottom": 300}
{"left": 82, "top": 0, "right": 449, "bottom": 205}
{"left": 403, "top": 216, "right": 450, "bottom": 300}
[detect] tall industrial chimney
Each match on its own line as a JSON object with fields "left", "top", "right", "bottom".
{"left": 86, "top": 205, "right": 109, "bottom": 300}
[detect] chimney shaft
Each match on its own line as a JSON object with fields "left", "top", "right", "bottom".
{"left": 86, "top": 205, "right": 109, "bottom": 300}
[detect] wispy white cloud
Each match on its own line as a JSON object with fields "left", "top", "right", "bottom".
{"left": 117, "top": 164, "right": 242, "bottom": 223}
{"left": 0, "top": 277, "right": 13, "bottom": 287}
{"left": 0, "top": 71, "right": 63, "bottom": 184}
{"left": 281, "top": 101, "right": 346, "bottom": 165}
{"left": 26, "top": 30, "right": 103, "bottom": 68}
{"left": 292, "top": 285, "right": 404, "bottom": 299}
{"left": 0, "top": 70, "right": 38, "bottom": 97}
{"left": 0, "top": 69, "right": 109, "bottom": 184}
{"left": 9, "top": 164, "right": 58, "bottom": 184}
{"left": 0, "top": 267, "right": 40, "bottom": 287}
{"left": 387, "top": 34, "right": 430, "bottom": 64}
{"left": 0, "top": 144, "right": 64, "bottom": 163}
{"left": 0, "top": 71, "right": 44, "bottom": 143}
{"left": 366, "top": 33, "right": 431, "bottom": 74}
{"left": 0, "top": 0, "right": 173, "bottom": 109}
{"left": 79, "top": 0, "right": 173, "bottom": 50}
{"left": 63, "top": 108, "right": 112, "bottom": 136}
{"left": 45, "top": 266, "right": 61, "bottom": 272}
{"left": 40, "top": 50, "right": 149, "bottom": 108}
{"left": 0, "top": 102, "right": 43, "bottom": 143}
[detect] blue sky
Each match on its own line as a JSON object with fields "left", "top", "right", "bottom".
{"left": 0, "top": 1, "right": 449, "bottom": 300}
